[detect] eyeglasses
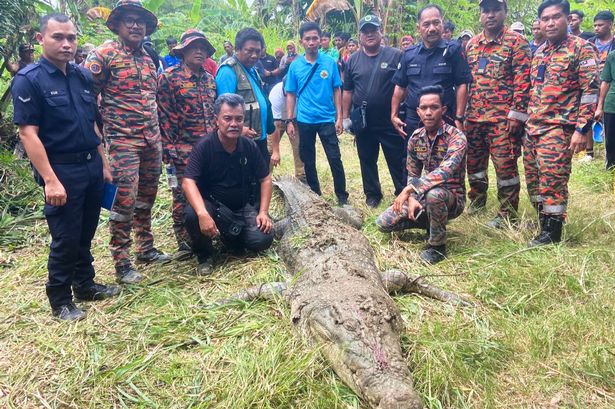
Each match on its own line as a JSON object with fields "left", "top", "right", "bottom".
{"left": 122, "top": 17, "right": 147, "bottom": 27}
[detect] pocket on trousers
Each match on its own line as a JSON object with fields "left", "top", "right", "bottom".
{"left": 43, "top": 203, "right": 66, "bottom": 217}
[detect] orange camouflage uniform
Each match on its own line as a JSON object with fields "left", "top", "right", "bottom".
{"left": 157, "top": 64, "right": 216, "bottom": 248}
{"left": 85, "top": 39, "right": 162, "bottom": 268}
{"left": 524, "top": 35, "right": 599, "bottom": 215}
{"left": 465, "top": 28, "right": 531, "bottom": 216}
{"left": 376, "top": 123, "right": 467, "bottom": 246}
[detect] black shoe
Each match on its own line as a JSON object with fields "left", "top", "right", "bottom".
{"left": 174, "top": 243, "right": 194, "bottom": 261}
{"left": 467, "top": 200, "right": 486, "bottom": 215}
{"left": 529, "top": 215, "right": 563, "bottom": 248}
{"left": 365, "top": 196, "right": 382, "bottom": 208}
{"left": 52, "top": 303, "right": 86, "bottom": 321}
{"left": 115, "top": 264, "right": 143, "bottom": 284}
{"left": 486, "top": 214, "right": 517, "bottom": 229}
{"left": 136, "top": 248, "right": 172, "bottom": 265}
{"left": 420, "top": 245, "right": 446, "bottom": 264}
{"left": 338, "top": 196, "right": 349, "bottom": 206}
{"left": 74, "top": 283, "right": 121, "bottom": 301}
{"left": 196, "top": 254, "right": 214, "bottom": 276}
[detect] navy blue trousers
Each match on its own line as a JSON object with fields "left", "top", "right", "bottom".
{"left": 44, "top": 153, "right": 104, "bottom": 308}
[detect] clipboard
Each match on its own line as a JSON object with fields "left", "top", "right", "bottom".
{"left": 102, "top": 182, "right": 118, "bottom": 210}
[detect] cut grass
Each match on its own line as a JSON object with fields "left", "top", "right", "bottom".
{"left": 1, "top": 135, "right": 614, "bottom": 408}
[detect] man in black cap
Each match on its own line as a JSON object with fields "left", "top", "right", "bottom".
{"left": 342, "top": 15, "right": 405, "bottom": 208}
{"left": 8, "top": 44, "right": 36, "bottom": 76}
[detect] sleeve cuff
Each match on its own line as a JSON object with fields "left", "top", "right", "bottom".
{"left": 507, "top": 110, "right": 529, "bottom": 122}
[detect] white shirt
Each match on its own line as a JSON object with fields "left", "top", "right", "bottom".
{"left": 269, "top": 81, "right": 287, "bottom": 120}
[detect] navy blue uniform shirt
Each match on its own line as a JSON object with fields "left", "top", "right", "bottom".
{"left": 12, "top": 57, "right": 100, "bottom": 154}
{"left": 392, "top": 40, "right": 472, "bottom": 123}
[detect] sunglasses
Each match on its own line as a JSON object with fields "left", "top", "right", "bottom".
{"left": 122, "top": 17, "right": 147, "bottom": 27}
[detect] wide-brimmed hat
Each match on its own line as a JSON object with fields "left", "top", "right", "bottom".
{"left": 173, "top": 29, "right": 216, "bottom": 57}
{"left": 106, "top": 0, "right": 158, "bottom": 36}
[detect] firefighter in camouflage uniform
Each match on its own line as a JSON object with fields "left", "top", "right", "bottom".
{"left": 85, "top": 0, "right": 170, "bottom": 284}
{"left": 524, "top": 0, "right": 599, "bottom": 247}
{"left": 465, "top": 0, "right": 531, "bottom": 228}
{"left": 377, "top": 86, "right": 466, "bottom": 264}
{"left": 157, "top": 29, "right": 217, "bottom": 259}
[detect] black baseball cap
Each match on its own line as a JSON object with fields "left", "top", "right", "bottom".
{"left": 358, "top": 15, "right": 381, "bottom": 31}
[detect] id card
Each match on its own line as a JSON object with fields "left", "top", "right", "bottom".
{"left": 477, "top": 57, "right": 489, "bottom": 74}
{"left": 536, "top": 64, "right": 546, "bottom": 82}
{"left": 102, "top": 182, "right": 118, "bottom": 210}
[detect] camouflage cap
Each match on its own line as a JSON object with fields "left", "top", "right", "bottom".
{"left": 106, "top": 0, "right": 158, "bottom": 36}
{"left": 173, "top": 29, "right": 216, "bottom": 57}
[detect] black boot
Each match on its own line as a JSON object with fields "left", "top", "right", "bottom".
{"left": 529, "top": 215, "right": 563, "bottom": 248}
{"left": 420, "top": 244, "right": 446, "bottom": 264}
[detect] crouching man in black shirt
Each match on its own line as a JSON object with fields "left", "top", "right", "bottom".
{"left": 182, "top": 93, "right": 274, "bottom": 275}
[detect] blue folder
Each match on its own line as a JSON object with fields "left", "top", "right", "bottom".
{"left": 102, "top": 183, "right": 118, "bottom": 210}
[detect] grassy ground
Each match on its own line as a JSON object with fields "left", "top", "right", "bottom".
{"left": 1, "top": 134, "right": 614, "bottom": 408}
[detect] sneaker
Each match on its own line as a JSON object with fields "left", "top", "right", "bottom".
{"left": 52, "top": 303, "right": 86, "bottom": 321}
{"left": 420, "top": 245, "right": 446, "bottom": 264}
{"left": 74, "top": 283, "right": 121, "bottom": 301}
{"left": 365, "top": 196, "right": 382, "bottom": 208}
{"left": 115, "top": 264, "right": 143, "bottom": 284}
{"left": 174, "top": 243, "right": 194, "bottom": 261}
{"left": 196, "top": 254, "right": 214, "bottom": 276}
{"left": 578, "top": 154, "right": 594, "bottom": 164}
{"left": 135, "top": 248, "right": 172, "bottom": 265}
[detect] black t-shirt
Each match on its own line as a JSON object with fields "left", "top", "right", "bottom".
{"left": 343, "top": 46, "right": 402, "bottom": 127}
{"left": 260, "top": 54, "right": 280, "bottom": 86}
{"left": 184, "top": 133, "right": 269, "bottom": 210}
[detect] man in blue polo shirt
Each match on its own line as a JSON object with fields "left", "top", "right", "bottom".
{"left": 216, "top": 28, "right": 273, "bottom": 165}
{"left": 286, "top": 21, "right": 349, "bottom": 204}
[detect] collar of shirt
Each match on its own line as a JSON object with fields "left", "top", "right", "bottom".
{"left": 39, "top": 56, "right": 75, "bottom": 76}
{"left": 416, "top": 122, "right": 445, "bottom": 141}
{"left": 117, "top": 38, "right": 144, "bottom": 55}
{"left": 418, "top": 39, "right": 447, "bottom": 53}
{"left": 181, "top": 63, "right": 206, "bottom": 80}
{"left": 213, "top": 133, "right": 246, "bottom": 154}
{"left": 545, "top": 34, "right": 571, "bottom": 52}
{"left": 477, "top": 27, "right": 507, "bottom": 45}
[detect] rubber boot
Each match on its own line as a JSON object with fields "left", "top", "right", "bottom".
{"left": 420, "top": 244, "right": 446, "bottom": 264}
{"left": 529, "top": 215, "right": 563, "bottom": 248}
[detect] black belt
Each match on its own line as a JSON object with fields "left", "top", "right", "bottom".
{"left": 48, "top": 149, "right": 98, "bottom": 164}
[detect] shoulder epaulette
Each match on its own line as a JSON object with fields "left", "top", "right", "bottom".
{"left": 18, "top": 62, "right": 40, "bottom": 76}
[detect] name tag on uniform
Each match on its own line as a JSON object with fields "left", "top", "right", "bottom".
{"left": 536, "top": 64, "right": 546, "bottom": 82}
{"left": 477, "top": 57, "right": 488, "bottom": 74}
{"left": 415, "top": 146, "right": 428, "bottom": 153}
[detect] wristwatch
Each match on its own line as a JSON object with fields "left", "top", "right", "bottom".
{"left": 455, "top": 115, "right": 466, "bottom": 122}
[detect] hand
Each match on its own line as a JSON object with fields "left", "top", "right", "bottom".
{"left": 287, "top": 122, "right": 296, "bottom": 139}
{"left": 198, "top": 212, "right": 219, "bottom": 238}
{"left": 256, "top": 211, "right": 272, "bottom": 234}
{"left": 506, "top": 118, "right": 522, "bottom": 135}
{"left": 595, "top": 108, "right": 603, "bottom": 122}
{"left": 45, "top": 178, "right": 67, "bottom": 206}
{"left": 569, "top": 131, "right": 587, "bottom": 154}
{"left": 271, "top": 151, "right": 281, "bottom": 167}
{"left": 392, "top": 188, "right": 411, "bottom": 214}
{"left": 455, "top": 119, "right": 466, "bottom": 133}
{"left": 102, "top": 165, "right": 113, "bottom": 183}
{"left": 342, "top": 118, "right": 352, "bottom": 133}
{"left": 335, "top": 118, "right": 343, "bottom": 135}
{"left": 391, "top": 116, "right": 407, "bottom": 138}
{"left": 406, "top": 196, "right": 423, "bottom": 221}
{"left": 242, "top": 126, "right": 258, "bottom": 138}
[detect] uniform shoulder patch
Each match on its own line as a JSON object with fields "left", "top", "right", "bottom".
{"left": 88, "top": 62, "right": 102, "bottom": 74}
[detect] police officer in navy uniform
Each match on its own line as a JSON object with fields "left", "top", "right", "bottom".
{"left": 12, "top": 13, "right": 120, "bottom": 321}
{"left": 391, "top": 4, "right": 472, "bottom": 139}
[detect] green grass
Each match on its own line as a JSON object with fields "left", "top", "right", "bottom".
{"left": 1, "top": 135, "right": 614, "bottom": 408}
